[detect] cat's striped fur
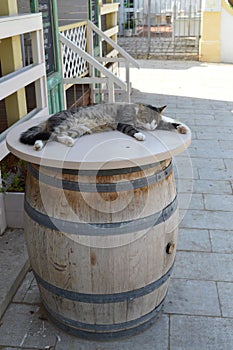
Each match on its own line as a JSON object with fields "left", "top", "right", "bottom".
{"left": 20, "top": 103, "right": 187, "bottom": 150}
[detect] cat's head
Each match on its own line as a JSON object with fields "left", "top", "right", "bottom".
{"left": 136, "top": 104, "right": 167, "bottom": 130}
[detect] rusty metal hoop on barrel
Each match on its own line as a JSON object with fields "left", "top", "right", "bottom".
{"left": 24, "top": 159, "right": 178, "bottom": 340}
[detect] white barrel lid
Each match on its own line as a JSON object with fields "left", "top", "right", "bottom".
{"left": 6, "top": 115, "right": 191, "bottom": 170}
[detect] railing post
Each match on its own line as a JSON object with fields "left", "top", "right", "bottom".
{"left": 88, "top": 20, "right": 139, "bottom": 102}
{"left": 30, "top": 29, "right": 48, "bottom": 111}
{"left": 172, "top": 4, "right": 177, "bottom": 43}
{"left": 125, "top": 61, "right": 131, "bottom": 103}
{"left": 107, "top": 79, "right": 115, "bottom": 103}
{"left": 87, "top": 22, "right": 95, "bottom": 103}
{"left": 147, "top": 0, "right": 151, "bottom": 58}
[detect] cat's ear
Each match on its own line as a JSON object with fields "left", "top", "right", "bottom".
{"left": 147, "top": 105, "right": 167, "bottom": 113}
{"left": 157, "top": 105, "right": 167, "bottom": 114}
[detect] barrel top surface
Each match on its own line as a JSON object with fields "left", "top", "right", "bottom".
{"left": 6, "top": 115, "right": 191, "bottom": 170}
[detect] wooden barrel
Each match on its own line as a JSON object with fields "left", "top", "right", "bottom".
{"left": 24, "top": 159, "right": 178, "bottom": 340}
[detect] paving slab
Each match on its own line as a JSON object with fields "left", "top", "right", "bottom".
{"left": 196, "top": 130, "right": 233, "bottom": 140}
{"left": 177, "top": 228, "right": 211, "bottom": 252}
{"left": 181, "top": 209, "right": 233, "bottom": 230}
{"left": 0, "top": 229, "right": 29, "bottom": 319}
{"left": 204, "top": 194, "right": 233, "bottom": 211}
{"left": 174, "top": 251, "right": 233, "bottom": 281}
{"left": 164, "top": 278, "right": 220, "bottom": 316}
{"left": 178, "top": 193, "right": 204, "bottom": 211}
{"left": 210, "top": 230, "right": 233, "bottom": 253}
{"left": 193, "top": 115, "right": 233, "bottom": 125}
{"left": 199, "top": 167, "right": 233, "bottom": 180}
{"left": 192, "top": 179, "right": 232, "bottom": 195}
{"left": 220, "top": 140, "right": 233, "bottom": 149}
{"left": 173, "top": 155, "right": 198, "bottom": 179}
{"left": 170, "top": 315, "right": 233, "bottom": 350}
{"left": 175, "top": 178, "right": 193, "bottom": 194}
{"left": 0, "top": 303, "right": 58, "bottom": 348}
{"left": 55, "top": 315, "right": 169, "bottom": 350}
{"left": 224, "top": 158, "right": 233, "bottom": 170}
{"left": 185, "top": 156, "right": 225, "bottom": 170}
{"left": 189, "top": 146, "right": 233, "bottom": 159}
{"left": 188, "top": 139, "right": 220, "bottom": 149}
{"left": 127, "top": 61, "right": 233, "bottom": 102}
{"left": 13, "top": 271, "right": 41, "bottom": 305}
{"left": 217, "top": 282, "right": 233, "bottom": 317}
{"left": 177, "top": 178, "right": 232, "bottom": 195}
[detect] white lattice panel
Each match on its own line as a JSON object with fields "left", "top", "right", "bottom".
{"left": 61, "top": 24, "right": 88, "bottom": 79}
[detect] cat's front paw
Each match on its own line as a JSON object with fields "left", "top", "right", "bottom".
{"left": 65, "top": 136, "right": 75, "bottom": 147}
{"left": 57, "top": 135, "right": 75, "bottom": 147}
{"left": 134, "top": 132, "right": 146, "bottom": 141}
{"left": 34, "top": 140, "right": 44, "bottom": 151}
{"left": 176, "top": 125, "right": 188, "bottom": 134}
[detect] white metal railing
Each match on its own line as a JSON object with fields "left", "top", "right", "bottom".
{"left": 59, "top": 20, "right": 139, "bottom": 103}
{"left": 0, "top": 13, "right": 48, "bottom": 161}
{"left": 118, "top": 0, "right": 202, "bottom": 58}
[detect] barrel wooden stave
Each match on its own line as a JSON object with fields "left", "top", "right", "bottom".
{"left": 26, "top": 160, "right": 176, "bottom": 224}
{"left": 24, "top": 159, "right": 178, "bottom": 339}
{"left": 24, "top": 212, "right": 178, "bottom": 294}
{"left": 36, "top": 278, "right": 170, "bottom": 325}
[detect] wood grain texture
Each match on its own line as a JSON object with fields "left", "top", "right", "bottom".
{"left": 24, "top": 158, "right": 178, "bottom": 337}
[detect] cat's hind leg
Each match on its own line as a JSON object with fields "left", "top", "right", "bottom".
{"left": 33, "top": 135, "right": 75, "bottom": 150}
{"left": 34, "top": 140, "right": 44, "bottom": 151}
{"left": 117, "top": 123, "right": 146, "bottom": 141}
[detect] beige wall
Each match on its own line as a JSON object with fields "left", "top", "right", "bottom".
{"left": 220, "top": 2, "right": 233, "bottom": 63}
{"left": 199, "top": 0, "right": 233, "bottom": 63}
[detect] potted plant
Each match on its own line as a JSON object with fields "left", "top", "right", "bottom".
{"left": 0, "top": 155, "right": 27, "bottom": 233}
{"left": 124, "top": 18, "right": 136, "bottom": 37}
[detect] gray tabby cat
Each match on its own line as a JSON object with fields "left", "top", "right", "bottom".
{"left": 20, "top": 102, "right": 187, "bottom": 151}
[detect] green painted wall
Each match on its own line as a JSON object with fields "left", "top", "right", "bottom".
{"left": 31, "top": 0, "right": 64, "bottom": 113}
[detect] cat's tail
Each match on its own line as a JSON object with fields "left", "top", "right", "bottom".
{"left": 19, "top": 123, "right": 52, "bottom": 145}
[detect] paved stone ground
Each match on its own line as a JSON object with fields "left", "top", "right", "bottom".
{"left": 1, "top": 60, "right": 233, "bottom": 349}
{"left": 117, "top": 37, "right": 199, "bottom": 60}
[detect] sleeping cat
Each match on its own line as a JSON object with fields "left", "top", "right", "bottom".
{"left": 19, "top": 102, "right": 187, "bottom": 151}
